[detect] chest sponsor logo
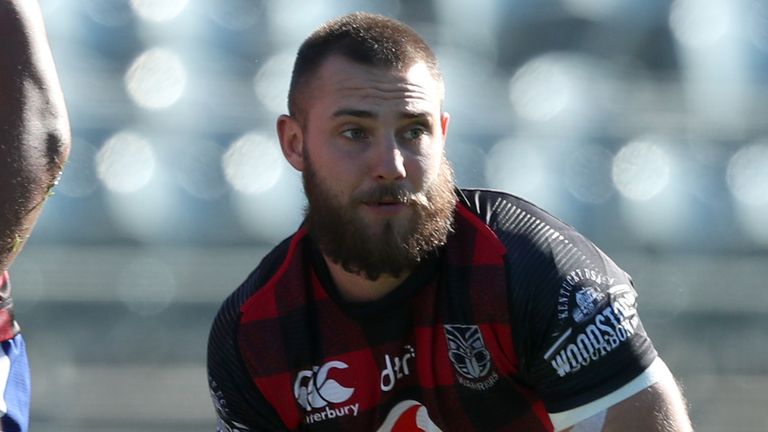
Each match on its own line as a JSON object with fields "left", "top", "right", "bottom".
{"left": 443, "top": 324, "right": 499, "bottom": 390}
{"left": 293, "top": 361, "right": 359, "bottom": 424}
{"left": 376, "top": 400, "right": 442, "bottom": 432}
{"left": 381, "top": 345, "right": 415, "bottom": 391}
{"left": 546, "top": 284, "right": 640, "bottom": 377}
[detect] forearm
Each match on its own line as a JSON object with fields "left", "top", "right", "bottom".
{"left": 0, "top": 0, "right": 70, "bottom": 271}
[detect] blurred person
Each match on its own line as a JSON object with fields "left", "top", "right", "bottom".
{"left": 0, "top": 0, "right": 71, "bottom": 430}
{"left": 208, "top": 13, "right": 691, "bottom": 431}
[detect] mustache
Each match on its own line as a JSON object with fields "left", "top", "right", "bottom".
{"left": 353, "top": 184, "right": 429, "bottom": 206}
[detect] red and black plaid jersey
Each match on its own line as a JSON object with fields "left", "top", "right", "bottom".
{"left": 208, "top": 189, "right": 657, "bottom": 431}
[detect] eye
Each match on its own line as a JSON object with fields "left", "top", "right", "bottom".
{"left": 402, "top": 125, "right": 428, "bottom": 141}
{"left": 341, "top": 127, "right": 368, "bottom": 141}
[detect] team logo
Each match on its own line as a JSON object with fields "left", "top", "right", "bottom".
{"left": 572, "top": 286, "right": 606, "bottom": 323}
{"left": 294, "top": 361, "right": 354, "bottom": 410}
{"left": 376, "top": 400, "right": 442, "bottom": 432}
{"left": 444, "top": 325, "right": 491, "bottom": 379}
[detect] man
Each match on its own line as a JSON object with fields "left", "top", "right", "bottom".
{"left": 208, "top": 12, "right": 692, "bottom": 431}
{"left": 0, "top": 1, "right": 71, "bottom": 430}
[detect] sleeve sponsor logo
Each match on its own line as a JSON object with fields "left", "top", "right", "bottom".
{"left": 209, "top": 378, "right": 230, "bottom": 417}
{"left": 557, "top": 268, "right": 615, "bottom": 322}
{"left": 216, "top": 418, "right": 249, "bottom": 432}
{"left": 210, "top": 378, "right": 249, "bottom": 432}
{"left": 376, "top": 400, "right": 442, "bottom": 432}
{"left": 443, "top": 325, "right": 499, "bottom": 390}
{"left": 572, "top": 286, "right": 606, "bottom": 323}
{"left": 293, "top": 361, "right": 360, "bottom": 425}
{"left": 545, "top": 284, "right": 640, "bottom": 377}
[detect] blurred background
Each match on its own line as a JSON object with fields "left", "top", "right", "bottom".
{"left": 8, "top": 0, "right": 768, "bottom": 430}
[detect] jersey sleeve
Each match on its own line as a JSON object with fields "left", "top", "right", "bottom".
{"left": 0, "top": 334, "right": 30, "bottom": 432}
{"left": 461, "top": 190, "right": 658, "bottom": 415}
{"left": 522, "top": 238, "right": 657, "bottom": 412}
{"left": 0, "top": 273, "right": 30, "bottom": 431}
{"left": 207, "top": 243, "right": 293, "bottom": 432}
{"left": 208, "top": 293, "right": 286, "bottom": 431}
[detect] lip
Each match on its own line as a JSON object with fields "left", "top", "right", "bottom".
{"left": 361, "top": 202, "right": 409, "bottom": 217}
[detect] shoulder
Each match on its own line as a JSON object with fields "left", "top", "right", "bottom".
{"left": 458, "top": 188, "right": 619, "bottom": 282}
{"left": 207, "top": 233, "right": 299, "bottom": 431}
{"left": 210, "top": 233, "right": 297, "bottom": 332}
{"left": 459, "top": 188, "right": 585, "bottom": 249}
{"left": 457, "top": 190, "right": 659, "bottom": 416}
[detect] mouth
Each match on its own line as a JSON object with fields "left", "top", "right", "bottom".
{"left": 362, "top": 195, "right": 408, "bottom": 205}
{"left": 375, "top": 198, "right": 406, "bottom": 205}
{"left": 370, "top": 203, "right": 406, "bottom": 210}
{"left": 361, "top": 197, "right": 409, "bottom": 216}
{"left": 364, "top": 202, "right": 406, "bottom": 208}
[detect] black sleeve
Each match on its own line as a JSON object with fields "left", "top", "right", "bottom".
{"left": 460, "top": 189, "right": 657, "bottom": 413}
{"left": 207, "top": 240, "right": 293, "bottom": 432}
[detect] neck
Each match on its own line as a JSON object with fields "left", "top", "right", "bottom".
{"left": 323, "top": 255, "right": 411, "bottom": 302}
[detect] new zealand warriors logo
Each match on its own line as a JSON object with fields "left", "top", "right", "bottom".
{"left": 443, "top": 325, "right": 494, "bottom": 382}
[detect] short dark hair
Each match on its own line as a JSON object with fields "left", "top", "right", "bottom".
{"left": 287, "top": 12, "right": 444, "bottom": 121}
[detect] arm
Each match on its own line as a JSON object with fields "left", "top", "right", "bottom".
{"left": 208, "top": 319, "right": 291, "bottom": 432}
{"left": 461, "top": 191, "right": 691, "bottom": 432}
{"left": 560, "top": 359, "right": 692, "bottom": 431}
{"left": 0, "top": 0, "right": 71, "bottom": 272}
{"left": 598, "top": 381, "right": 691, "bottom": 431}
{"left": 208, "top": 282, "right": 290, "bottom": 431}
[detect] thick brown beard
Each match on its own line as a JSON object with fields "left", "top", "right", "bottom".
{"left": 303, "top": 156, "right": 456, "bottom": 281}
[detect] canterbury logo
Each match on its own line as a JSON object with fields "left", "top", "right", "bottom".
{"left": 293, "top": 361, "right": 354, "bottom": 410}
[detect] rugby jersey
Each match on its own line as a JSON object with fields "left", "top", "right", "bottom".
{"left": 208, "top": 189, "right": 656, "bottom": 431}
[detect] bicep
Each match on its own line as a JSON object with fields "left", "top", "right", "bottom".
{"left": 558, "top": 359, "right": 692, "bottom": 432}
{"left": 599, "top": 377, "right": 692, "bottom": 432}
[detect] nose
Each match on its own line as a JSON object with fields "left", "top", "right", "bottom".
{"left": 371, "top": 135, "right": 406, "bottom": 181}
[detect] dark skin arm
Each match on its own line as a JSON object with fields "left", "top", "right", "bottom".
{"left": 0, "top": 0, "right": 70, "bottom": 272}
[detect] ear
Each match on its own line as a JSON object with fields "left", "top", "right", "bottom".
{"left": 277, "top": 114, "right": 305, "bottom": 171}
{"left": 440, "top": 112, "right": 450, "bottom": 142}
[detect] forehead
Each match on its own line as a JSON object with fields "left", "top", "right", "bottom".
{"left": 305, "top": 55, "right": 443, "bottom": 117}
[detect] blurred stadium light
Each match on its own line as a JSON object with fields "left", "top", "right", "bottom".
{"left": 125, "top": 47, "right": 188, "bottom": 110}
{"left": 129, "top": 0, "right": 189, "bottom": 23}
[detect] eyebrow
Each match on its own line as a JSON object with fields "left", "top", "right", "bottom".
{"left": 332, "top": 109, "right": 375, "bottom": 119}
{"left": 331, "top": 108, "right": 432, "bottom": 120}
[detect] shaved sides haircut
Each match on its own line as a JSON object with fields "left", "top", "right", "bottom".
{"left": 287, "top": 12, "right": 444, "bottom": 121}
